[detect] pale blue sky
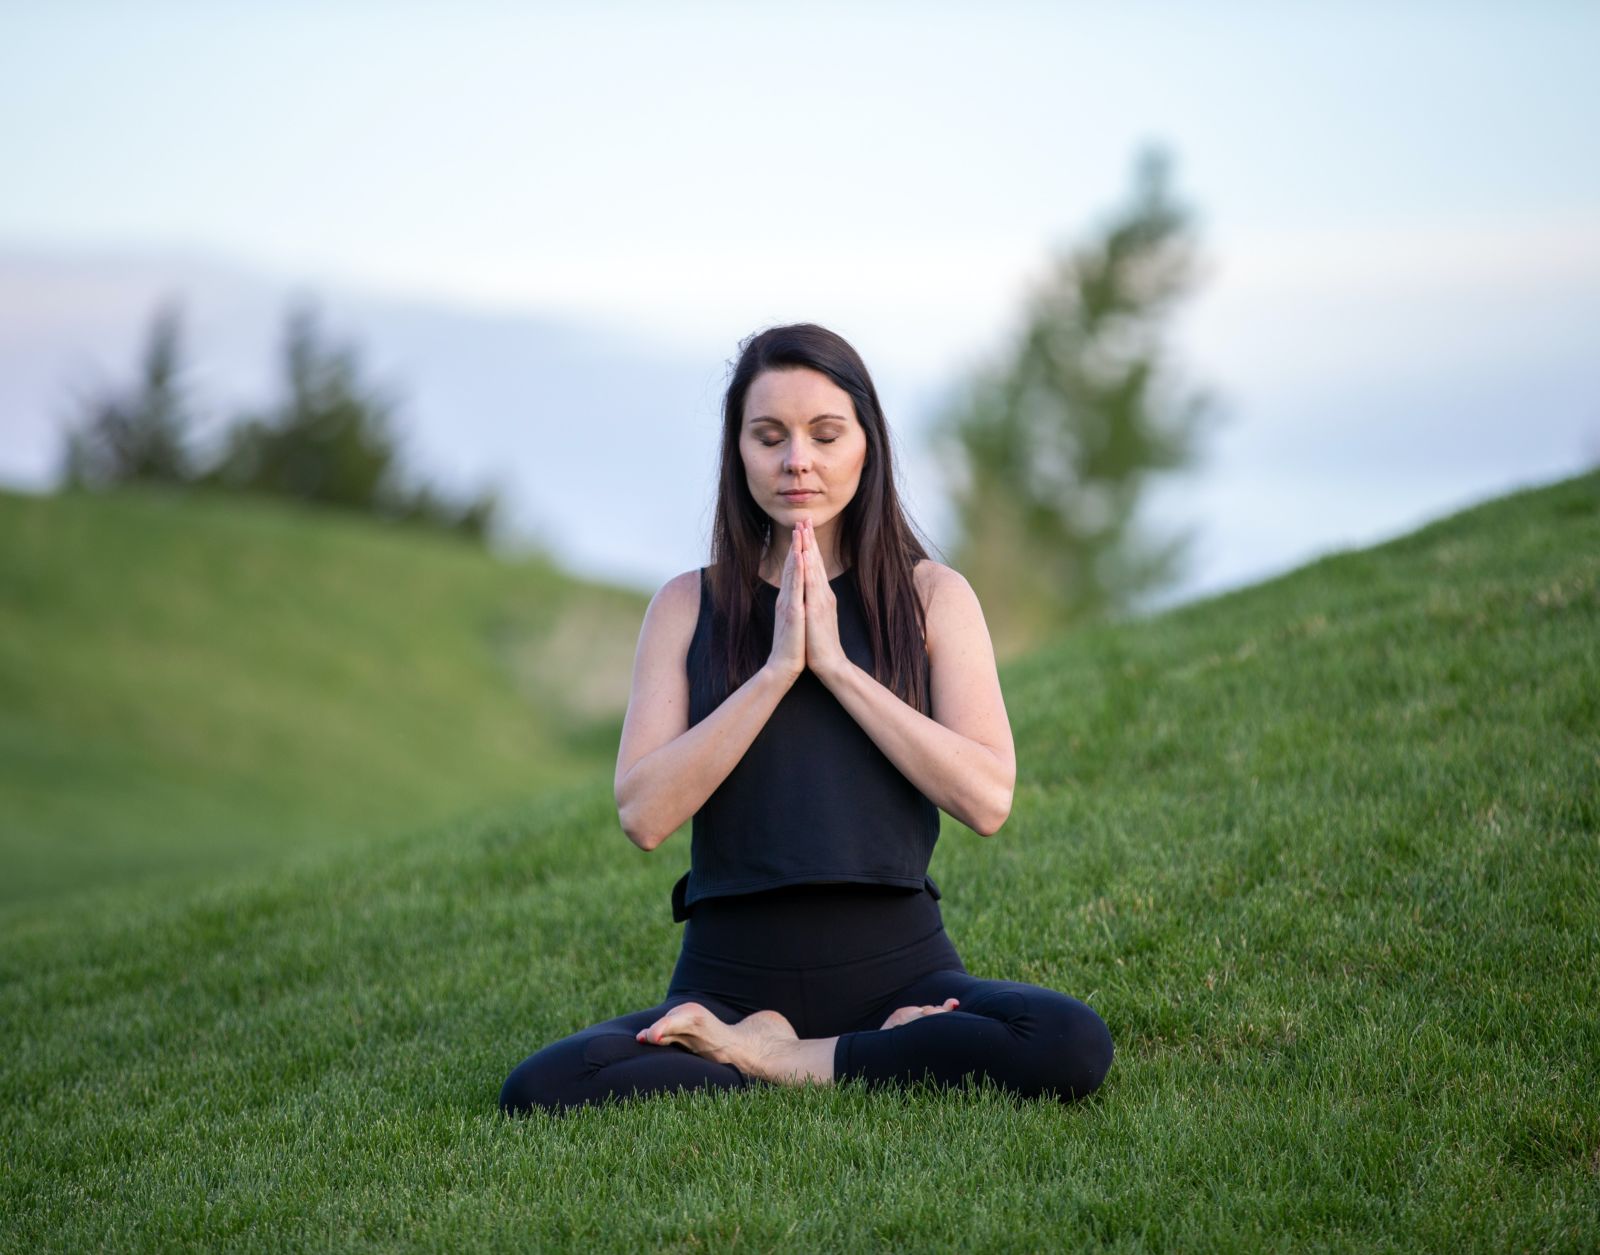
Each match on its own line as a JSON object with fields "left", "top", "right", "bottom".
{"left": 2, "top": 1, "right": 1597, "bottom": 601}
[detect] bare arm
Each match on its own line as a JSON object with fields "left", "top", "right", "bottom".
{"left": 614, "top": 570, "right": 797, "bottom": 851}
{"left": 813, "top": 563, "right": 1016, "bottom": 836}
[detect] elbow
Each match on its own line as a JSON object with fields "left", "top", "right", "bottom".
{"left": 617, "top": 802, "right": 663, "bottom": 852}
{"left": 974, "top": 810, "right": 1008, "bottom": 839}
{"left": 620, "top": 818, "right": 663, "bottom": 852}
{"left": 974, "top": 781, "right": 1013, "bottom": 838}
{"left": 615, "top": 783, "right": 662, "bottom": 852}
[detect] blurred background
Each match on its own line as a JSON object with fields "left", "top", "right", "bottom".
{"left": 2, "top": 1, "right": 1597, "bottom": 904}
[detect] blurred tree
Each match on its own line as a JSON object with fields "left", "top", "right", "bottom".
{"left": 930, "top": 145, "right": 1218, "bottom": 658}
{"left": 59, "top": 298, "right": 198, "bottom": 489}
{"left": 200, "top": 297, "right": 499, "bottom": 542}
{"left": 202, "top": 298, "right": 403, "bottom": 509}
{"left": 382, "top": 476, "right": 501, "bottom": 544}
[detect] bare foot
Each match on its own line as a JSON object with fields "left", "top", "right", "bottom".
{"left": 879, "top": 997, "right": 960, "bottom": 1031}
{"left": 636, "top": 1003, "right": 799, "bottom": 1077}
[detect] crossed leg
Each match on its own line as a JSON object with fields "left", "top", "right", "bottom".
{"left": 499, "top": 992, "right": 757, "bottom": 1115}
{"left": 501, "top": 974, "right": 1112, "bottom": 1115}
{"left": 634, "top": 972, "right": 1113, "bottom": 1104}
{"left": 834, "top": 971, "right": 1114, "bottom": 1102}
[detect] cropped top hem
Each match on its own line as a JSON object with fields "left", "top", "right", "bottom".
{"left": 671, "top": 869, "right": 942, "bottom": 923}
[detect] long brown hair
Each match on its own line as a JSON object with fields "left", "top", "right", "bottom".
{"left": 700, "top": 323, "right": 941, "bottom": 716}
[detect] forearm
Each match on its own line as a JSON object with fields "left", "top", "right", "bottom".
{"left": 818, "top": 658, "right": 1011, "bottom": 835}
{"left": 617, "top": 662, "right": 797, "bottom": 849}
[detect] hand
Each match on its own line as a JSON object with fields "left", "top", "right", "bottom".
{"left": 767, "top": 522, "right": 806, "bottom": 683}
{"left": 799, "top": 518, "right": 848, "bottom": 680}
{"left": 879, "top": 998, "right": 960, "bottom": 1031}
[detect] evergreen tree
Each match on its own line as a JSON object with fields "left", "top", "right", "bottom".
{"left": 383, "top": 477, "right": 501, "bottom": 543}
{"left": 201, "top": 296, "right": 499, "bottom": 542}
{"left": 58, "top": 291, "right": 499, "bottom": 544}
{"left": 59, "top": 297, "right": 197, "bottom": 489}
{"left": 931, "top": 145, "right": 1217, "bottom": 657}
{"left": 202, "top": 297, "right": 403, "bottom": 511}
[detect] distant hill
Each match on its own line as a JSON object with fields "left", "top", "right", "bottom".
{"left": 0, "top": 484, "right": 649, "bottom": 905}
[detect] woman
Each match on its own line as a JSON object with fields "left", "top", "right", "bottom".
{"left": 499, "top": 323, "right": 1112, "bottom": 1114}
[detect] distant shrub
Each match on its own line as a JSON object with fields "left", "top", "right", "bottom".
{"left": 60, "top": 298, "right": 198, "bottom": 491}
{"left": 57, "top": 293, "right": 498, "bottom": 544}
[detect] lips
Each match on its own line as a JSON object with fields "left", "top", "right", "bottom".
{"left": 780, "top": 491, "right": 816, "bottom": 500}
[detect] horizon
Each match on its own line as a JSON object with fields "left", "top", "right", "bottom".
{"left": 3, "top": 2, "right": 1597, "bottom": 606}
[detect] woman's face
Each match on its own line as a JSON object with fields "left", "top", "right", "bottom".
{"left": 739, "top": 366, "right": 868, "bottom": 533}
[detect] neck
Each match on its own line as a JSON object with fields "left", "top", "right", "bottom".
{"left": 763, "top": 525, "right": 843, "bottom": 581}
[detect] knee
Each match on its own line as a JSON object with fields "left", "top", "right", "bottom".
{"left": 1049, "top": 997, "right": 1114, "bottom": 1100}
{"left": 500, "top": 1033, "right": 602, "bottom": 1116}
{"left": 499, "top": 1027, "right": 661, "bottom": 1116}
{"left": 1022, "top": 993, "right": 1114, "bottom": 1102}
{"left": 499, "top": 1051, "right": 563, "bottom": 1117}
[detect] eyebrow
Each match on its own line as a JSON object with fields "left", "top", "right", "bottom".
{"left": 747, "top": 413, "right": 850, "bottom": 426}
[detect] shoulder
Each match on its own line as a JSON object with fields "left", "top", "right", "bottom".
{"left": 911, "top": 558, "right": 973, "bottom": 611}
{"left": 658, "top": 566, "right": 704, "bottom": 604}
{"left": 641, "top": 567, "right": 704, "bottom": 640}
{"left": 911, "top": 560, "right": 986, "bottom": 652}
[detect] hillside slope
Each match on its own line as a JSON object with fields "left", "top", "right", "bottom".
{"left": 0, "top": 485, "right": 647, "bottom": 905}
{"left": 1, "top": 471, "right": 1596, "bottom": 1249}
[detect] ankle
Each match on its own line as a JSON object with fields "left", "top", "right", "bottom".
{"left": 753, "top": 1036, "right": 835, "bottom": 1087}
{"left": 738, "top": 1031, "right": 790, "bottom": 1084}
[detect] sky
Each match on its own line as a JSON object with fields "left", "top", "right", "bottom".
{"left": 2, "top": 1, "right": 1597, "bottom": 605}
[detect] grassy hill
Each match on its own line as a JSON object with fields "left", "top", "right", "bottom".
{"left": 2, "top": 471, "right": 1596, "bottom": 1249}
{"left": 0, "top": 484, "right": 646, "bottom": 906}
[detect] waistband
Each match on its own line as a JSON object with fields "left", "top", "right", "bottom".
{"left": 680, "top": 879, "right": 946, "bottom": 969}
{"left": 672, "top": 870, "right": 943, "bottom": 924}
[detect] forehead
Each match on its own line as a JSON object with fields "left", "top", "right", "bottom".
{"left": 744, "top": 367, "right": 856, "bottom": 424}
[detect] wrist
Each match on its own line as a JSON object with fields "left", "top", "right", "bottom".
{"left": 761, "top": 660, "right": 803, "bottom": 689}
{"left": 812, "top": 653, "right": 854, "bottom": 688}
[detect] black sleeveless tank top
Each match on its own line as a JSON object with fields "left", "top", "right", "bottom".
{"left": 670, "top": 563, "right": 942, "bottom": 922}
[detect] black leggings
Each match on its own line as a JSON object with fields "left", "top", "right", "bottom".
{"left": 499, "top": 881, "right": 1113, "bottom": 1115}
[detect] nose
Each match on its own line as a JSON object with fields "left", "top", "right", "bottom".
{"left": 783, "top": 441, "right": 812, "bottom": 474}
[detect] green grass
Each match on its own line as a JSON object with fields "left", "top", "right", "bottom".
{"left": 0, "top": 484, "right": 644, "bottom": 905}
{"left": 3, "top": 472, "right": 1598, "bottom": 1250}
